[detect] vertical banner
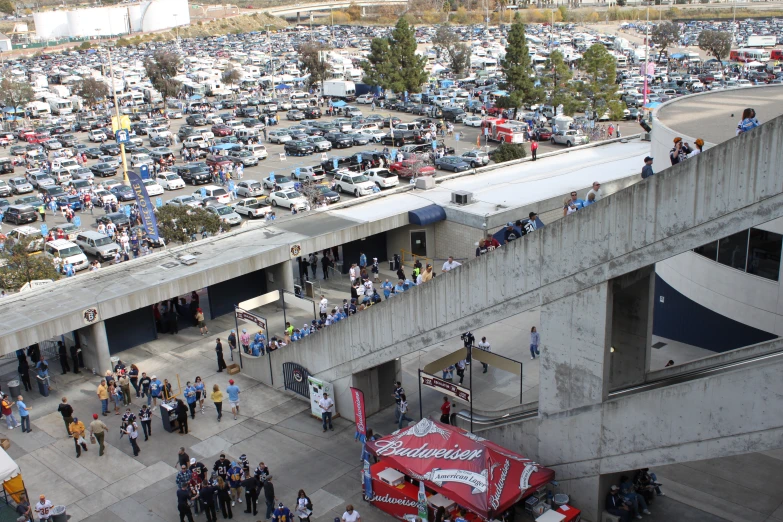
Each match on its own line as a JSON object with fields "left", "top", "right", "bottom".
{"left": 350, "top": 387, "right": 366, "bottom": 436}
{"left": 127, "top": 170, "right": 160, "bottom": 241}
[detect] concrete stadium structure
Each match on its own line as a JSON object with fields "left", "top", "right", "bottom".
{"left": 33, "top": 0, "right": 190, "bottom": 39}
{"left": 2, "top": 90, "right": 783, "bottom": 519}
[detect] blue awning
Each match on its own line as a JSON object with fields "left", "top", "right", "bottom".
{"left": 408, "top": 205, "right": 446, "bottom": 226}
{"left": 330, "top": 100, "right": 347, "bottom": 107}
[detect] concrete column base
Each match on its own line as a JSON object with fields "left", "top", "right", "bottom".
{"left": 78, "top": 321, "right": 112, "bottom": 377}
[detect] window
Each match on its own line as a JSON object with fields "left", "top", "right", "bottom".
{"left": 747, "top": 228, "right": 782, "bottom": 281}
{"left": 717, "top": 230, "right": 749, "bottom": 270}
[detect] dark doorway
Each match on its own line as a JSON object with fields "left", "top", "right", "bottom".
{"left": 106, "top": 307, "right": 157, "bottom": 354}
{"left": 410, "top": 230, "right": 427, "bottom": 257}
{"left": 207, "top": 268, "right": 268, "bottom": 319}
{"left": 341, "top": 232, "right": 388, "bottom": 274}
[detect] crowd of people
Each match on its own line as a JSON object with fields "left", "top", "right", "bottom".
{"left": 605, "top": 469, "right": 664, "bottom": 521}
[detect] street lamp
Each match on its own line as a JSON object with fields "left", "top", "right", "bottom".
{"left": 96, "top": 26, "right": 129, "bottom": 184}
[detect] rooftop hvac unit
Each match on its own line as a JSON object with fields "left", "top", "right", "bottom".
{"left": 179, "top": 255, "right": 198, "bottom": 266}
{"left": 452, "top": 191, "right": 473, "bottom": 205}
{"left": 415, "top": 176, "right": 435, "bottom": 190}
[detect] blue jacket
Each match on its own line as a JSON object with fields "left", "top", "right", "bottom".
{"left": 185, "top": 386, "right": 197, "bottom": 404}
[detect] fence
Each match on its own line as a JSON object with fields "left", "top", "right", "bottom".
{"left": 399, "top": 249, "right": 434, "bottom": 268}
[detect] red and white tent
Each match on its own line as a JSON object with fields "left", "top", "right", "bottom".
{"left": 367, "top": 419, "right": 555, "bottom": 518}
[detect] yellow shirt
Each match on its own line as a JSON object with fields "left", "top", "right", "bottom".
{"left": 211, "top": 390, "right": 223, "bottom": 403}
{"left": 97, "top": 385, "right": 109, "bottom": 400}
{"left": 69, "top": 421, "right": 85, "bottom": 439}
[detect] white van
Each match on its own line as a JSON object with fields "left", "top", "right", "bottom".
{"left": 44, "top": 239, "right": 89, "bottom": 271}
{"left": 184, "top": 135, "right": 207, "bottom": 148}
{"left": 244, "top": 144, "right": 268, "bottom": 159}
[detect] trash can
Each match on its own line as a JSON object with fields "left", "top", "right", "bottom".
{"left": 7, "top": 380, "right": 20, "bottom": 399}
{"left": 50, "top": 505, "right": 67, "bottom": 522}
{"left": 36, "top": 375, "right": 50, "bottom": 397}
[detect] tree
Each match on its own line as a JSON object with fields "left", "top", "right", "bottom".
{"left": 698, "top": 30, "right": 732, "bottom": 63}
{"left": 449, "top": 43, "right": 471, "bottom": 77}
{"left": 580, "top": 43, "right": 619, "bottom": 114}
{"left": 0, "top": 238, "right": 60, "bottom": 291}
{"left": 544, "top": 50, "right": 573, "bottom": 107}
{"left": 501, "top": 22, "right": 543, "bottom": 107}
{"left": 362, "top": 19, "right": 428, "bottom": 94}
{"left": 144, "top": 50, "right": 182, "bottom": 99}
{"left": 0, "top": 0, "right": 14, "bottom": 15}
{"left": 387, "top": 18, "right": 429, "bottom": 94}
{"left": 78, "top": 41, "right": 92, "bottom": 50}
{"left": 361, "top": 37, "right": 394, "bottom": 89}
{"left": 155, "top": 205, "right": 221, "bottom": 245}
{"left": 651, "top": 22, "right": 679, "bottom": 62}
{"left": 221, "top": 65, "right": 242, "bottom": 91}
{"left": 490, "top": 142, "right": 527, "bottom": 163}
{"left": 0, "top": 73, "right": 33, "bottom": 114}
{"left": 76, "top": 77, "right": 110, "bottom": 108}
{"left": 432, "top": 25, "right": 471, "bottom": 77}
{"left": 298, "top": 43, "right": 332, "bottom": 90}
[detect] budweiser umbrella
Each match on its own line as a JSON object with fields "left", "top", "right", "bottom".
{"left": 367, "top": 419, "right": 554, "bottom": 518}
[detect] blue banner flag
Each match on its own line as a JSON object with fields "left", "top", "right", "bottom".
{"left": 127, "top": 170, "right": 160, "bottom": 241}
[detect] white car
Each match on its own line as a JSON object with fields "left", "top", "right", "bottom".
{"left": 156, "top": 172, "right": 186, "bottom": 190}
{"left": 142, "top": 178, "right": 164, "bottom": 196}
{"left": 232, "top": 197, "right": 272, "bottom": 218}
{"left": 102, "top": 179, "right": 123, "bottom": 191}
{"left": 268, "top": 130, "right": 292, "bottom": 144}
{"left": 205, "top": 114, "right": 224, "bottom": 125}
{"left": 206, "top": 204, "right": 242, "bottom": 226}
{"left": 88, "top": 129, "right": 107, "bottom": 142}
{"left": 266, "top": 189, "right": 307, "bottom": 210}
{"left": 289, "top": 90, "right": 309, "bottom": 99}
{"left": 236, "top": 180, "right": 265, "bottom": 198}
{"left": 463, "top": 115, "right": 483, "bottom": 127}
{"left": 262, "top": 175, "right": 295, "bottom": 190}
{"left": 305, "top": 136, "right": 332, "bottom": 151}
{"left": 365, "top": 168, "right": 399, "bottom": 189}
{"left": 166, "top": 195, "right": 201, "bottom": 208}
{"left": 292, "top": 100, "right": 309, "bottom": 110}
{"left": 276, "top": 100, "right": 293, "bottom": 111}
{"left": 130, "top": 154, "right": 153, "bottom": 168}
{"left": 92, "top": 189, "right": 117, "bottom": 207}
{"left": 358, "top": 128, "right": 386, "bottom": 143}
{"left": 356, "top": 94, "right": 374, "bottom": 104}
{"left": 165, "top": 109, "right": 183, "bottom": 119}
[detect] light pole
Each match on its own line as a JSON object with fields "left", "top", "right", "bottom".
{"left": 97, "top": 26, "right": 129, "bottom": 184}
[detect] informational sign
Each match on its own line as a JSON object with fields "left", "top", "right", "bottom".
{"left": 295, "top": 167, "right": 300, "bottom": 178}
{"left": 269, "top": 171, "right": 275, "bottom": 182}
{"left": 115, "top": 130, "right": 130, "bottom": 144}
{"left": 431, "top": 140, "right": 437, "bottom": 150}
{"left": 111, "top": 114, "right": 131, "bottom": 132}
{"left": 123, "top": 205, "right": 131, "bottom": 217}
{"left": 333, "top": 158, "right": 338, "bottom": 169}
{"left": 155, "top": 197, "right": 163, "bottom": 208}
{"left": 200, "top": 187, "right": 207, "bottom": 197}
{"left": 420, "top": 371, "right": 471, "bottom": 402}
{"left": 40, "top": 223, "right": 48, "bottom": 237}
{"left": 234, "top": 307, "right": 267, "bottom": 330}
{"left": 18, "top": 280, "right": 54, "bottom": 293}
{"left": 308, "top": 375, "right": 336, "bottom": 419}
{"left": 73, "top": 216, "right": 81, "bottom": 227}
{"left": 82, "top": 307, "right": 100, "bottom": 325}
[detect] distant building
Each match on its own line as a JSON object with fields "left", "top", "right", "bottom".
{"left": 0, "top": 34, "right": 11, "bottom": 52}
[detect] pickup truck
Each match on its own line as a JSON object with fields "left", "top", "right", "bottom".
{"left": 232, "top": 197, "right": 272, "bottom": 219}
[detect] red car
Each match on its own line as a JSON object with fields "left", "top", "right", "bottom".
{"left": 25, "top": 133, "right": 51, "bottom": 144}
{"left": 533, "top": 128, "right": 553, "bottom": 140}
{"left": 389, "top": 160, "right": 436, "bottom": 179}
{"left": 205, "top": 155, "right": 233, "bottom": 170}
{"left": 211, "top": 124, "right": 233, "bottom": 137}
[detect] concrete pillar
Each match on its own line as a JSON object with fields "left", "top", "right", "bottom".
{"left": 538, "top": 282, "right": 612, "bottom": 522}
{"left": 78, "top": 321, "right": 112, "bottom": 376}
{"left": 266, "top": 260, "right": 295, "bottom": 294}
{"left": 296, "top": 11, "right": 300, "bottom": 23}
{"left": 609, "top": 266, "right": 654, "bottom": 389}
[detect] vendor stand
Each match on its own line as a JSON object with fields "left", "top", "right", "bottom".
{"left": 365, "top": 419, "right": 580, "bottom": 522}
{"left": 0, "top": 446, "right": 27, "bottom": 505}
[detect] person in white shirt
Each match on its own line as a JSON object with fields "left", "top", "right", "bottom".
{"left": 126, "top": 421, "right": 140, "bottom": 456}
{"left": 319, "top": 296, "right": 328, "bottom": 320}
{"left": 35, "top": 495, "right": 53, "bottom": 521}
{"left": 441, "top": 256, "right": 461, "bottom": 272}
{"left": 363, "top": 280, "right": 373, "bottom": 297}
{"left": 477, "top": 336, "right": 491, "bottom": 373}
{"left": 342, "top": 505, "right": 361, "bottom": 522}
{"left": 585, "top": 181, "right": 602, "bottom": 201}
{"left": 318, "top": 393, "right": 334, "bottom": 432}
{"left": 349, "top": 264, "right": 359, "bottom": 283}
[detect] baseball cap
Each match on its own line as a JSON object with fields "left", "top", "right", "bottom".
{"left": 644, "top": 156, "right": 653, "bottom": 162}
{"left": 610, "top": 485, "right": 619, "bottom": 491}
{"left": 93, "top": 413, "right": 98, "bottom": 419}
{"left": 151, "top": 375, "right": 157, "bottom": 379}
{"left": 229, "top": 379, "right": 234, "bottom": 384}
{"left": 506, "top": 221, "right": 514, "bottom": 227}
{"left": 190, "top": 458, "right": 196, "bottom": 464}
{"left": 72, "top": 417, "right": 78, "bottom": 422}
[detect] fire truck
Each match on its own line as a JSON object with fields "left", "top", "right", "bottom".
{"left": 481, "top": 118, "right": 528, "bottom": 144}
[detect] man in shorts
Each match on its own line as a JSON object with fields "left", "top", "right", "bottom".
{"left": 226, "top": 379, "right": 240, "bottom": 420}
{"left": 35, "top": 494, "right": 53, "bottom": 521}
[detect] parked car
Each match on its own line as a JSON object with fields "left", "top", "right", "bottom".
{"left": 236, "top": 180, "right": 264, "bottom": 198}
{"left": 284, "top": 140, "right": 315, "bottom": 156}
{"left": 292, "top": 165, "right": 325, "bottom": 183}
{"left": 8, "top": 177, "right": 34, "bottom": 194}
{"left": 90, "top": 163, "right": 118, "bottom": 178}
{"left": 365, "top": 168, "right": 399, "bottom": 189}
{"left": 262, "top": 175, "right": 295, "bottom": 190}
{"left": 74, "top": 231, "right": 121, "bottom": 260}
{"left": 156, "top": 172, "right": 186, "bottom": 190}
{"left": 551, "top": 129, "right": 587, "bottom": 147}
{"left": 333, "top": 171, "right": 375, "bottom": 197}
{"left": 166, "top": 195, "right": 201, "bottom": 208}
{"left": 142, "top": 178, "right": 165, "bottom": 196}
{"left": 206, "top": 204, "right": 242, "bottom": 226}
{"left": 461, "top": 150, "right": 490, "bottom": 168}
{"left": 110, "top": 185, "right": 136, "bottom": 202}
{"left": 266, "top": 189, "right": 307, "bottom": 210}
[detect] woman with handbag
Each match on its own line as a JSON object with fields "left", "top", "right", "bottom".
{"left": 295, "top": 489, "right": 312, "bottom": 522}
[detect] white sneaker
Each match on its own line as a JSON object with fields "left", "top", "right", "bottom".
{"left": 531, "top": 356, "right": 535, "bottom": 360}
{"left": 238, "top": 499, "right": 242, "bottom": 503}
{"left": 8, "top": 426, "right": 12, "bottom": 430}
{"left": 231, "top": 502, "right": 235, "bottom": 507}
{"left": 643, "top": 510, "right": 651, "bottom": 515}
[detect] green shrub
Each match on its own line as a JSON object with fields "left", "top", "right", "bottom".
{"left": 490, "top": 143, "right": 528, "bottom": 163}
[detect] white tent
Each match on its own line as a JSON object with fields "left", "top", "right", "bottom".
{"left": 746, "top": 61, "right": 763, "bottom": 67}
{"left": 0, "top": 447, "right": 21, "bottom": 483}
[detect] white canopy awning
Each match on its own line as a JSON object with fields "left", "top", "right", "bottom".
{"left": 0, "top": 447, "right": 21, "bottom": 483}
